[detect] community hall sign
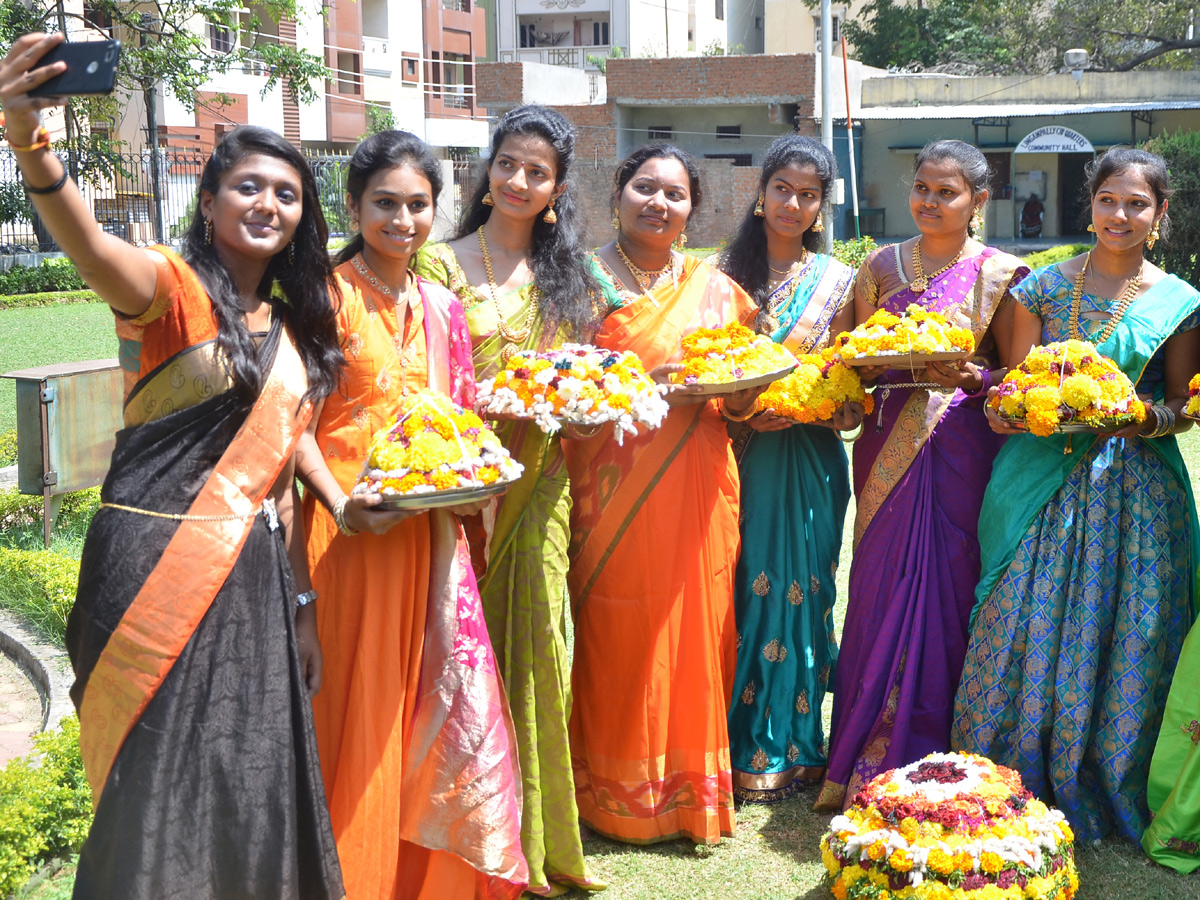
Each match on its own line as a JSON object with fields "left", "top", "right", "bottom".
{"left": 1014, "top": 126, "right": 1095, "bottom": 154}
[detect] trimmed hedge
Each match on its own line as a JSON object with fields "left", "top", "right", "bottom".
{"left": 0, "top": 431, "right": 14, "bottom": 468}
{"left": 0, "top": 717, "right": 90, "bottom": 898}
{"left": 0, "top": 291, "right": 99, "bottom": 310}
{"left": 0, "top": 488, "right": 99, "bottom": 534}
{"left": 832, "top": 235, "right": 878, "bottom": 271}
{"left": 0, "top": 547, "right": 79, "bottom": 643}
{"left": 1022, "top": 243, "right": 1090, "bottom": 271}
{"left": 0, "top": 259, "right": 87, "bottom": 296}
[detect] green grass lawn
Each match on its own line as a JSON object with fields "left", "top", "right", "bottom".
{"left": 4, "top": 302, "right": 1200, "bottom": 898}
{"left": 0, "top": 302, "right": 118, "bottom": 437}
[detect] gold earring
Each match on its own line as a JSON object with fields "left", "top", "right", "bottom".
{"left": 969, "top": 208, "right": 984, "bottom": 238}
{"left": 673, "top": 231, "right": 688, "bottom": 251}
{"left": 1146, "top": 222, "right": 1161, "bottom": 251}
{"left": 811, "top": 213, "right": 824, "bottom": 233}
{"left": 543, "top": 199, "right": 558, "bottom": 225}
{"left": 482, "top": 191, "right": 494, "bottom": 207}
{"left": 287, "top": 240, "right": 295, "bottom": 266}
{"left": 204, "top": 218, "right": 213, "bottom": 245}
{"left": 1086, "top": 223, "right": 1096, "bottom": 233}
{"left": 611, "top": 213, "right": 620, "bottom": 231}
{"left": 753, "top": 194, "right": 764, "bottom": 217}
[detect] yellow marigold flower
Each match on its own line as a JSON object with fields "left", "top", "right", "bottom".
{"left": 888, "top": 848, "right": 914, "bottom": 872}
{"left": 898, "top": 817, "right": 919, "bottom": 841}
{"left": 980, "top": 850, "right": 1005, "bottom": 874}
{"left": 431, "top": 469, "right": 459, "bottom": 490}
{"left": 866, "top": 842, "right": 886, "bottom": 861}
{"left": 1060, "top": 374, "right": 1102, "bottom": 410}
{"left": 926, "top": 848, "right": 956, "bottom": 876}
{"left": 842, "top": 864, "right": 867, "bottom": 885}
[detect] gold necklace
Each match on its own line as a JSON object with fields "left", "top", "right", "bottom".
{"left": 768, "top": 248, "right": 808, "bottom": 279}
{"left": 1068, "top": 250, "right": 1143, "bottom": 344}
{"left": 478, "top": 226, "right": 537, "bottom": 362}
{"left": 910, "top": 240, "right": 965, "bottom": 294}
{"left": 760, "top": 250, "right": 812, "bottom": 333}
{"left": 615, "top": 240, "right": 674, "bottom": 292}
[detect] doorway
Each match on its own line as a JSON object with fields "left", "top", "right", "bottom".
{"left": 1058, "top": 153, "right": 1092, "bottom": 237}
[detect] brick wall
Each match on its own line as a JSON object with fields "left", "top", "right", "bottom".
{"left": 607, "top": 55, "right": 816, "bottom": 113}
{"left": 550, "top": 101, "right": 616, "bottom": 167}
{"left": 476, "top": 61, "right": 524, "bottom": 108}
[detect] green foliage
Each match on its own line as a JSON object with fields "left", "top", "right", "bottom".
{"left": 0, "top": 717, "right": 91, "bottom": 898}
{"left": 1142, "top": 130, "right": 1200, "bottom": 289}
{"left": 832, "top": 236, "right": 877, "bottom": 272}
{"left": 315, "top": 161, "right": 351, "bottom": 237}
{"left": 700, "top": 40, "right": 743, "bottom": 56}
{"left": 586, "top": 45, "right": 625, "bottom": 74}
{"left": 839, "top": 0, "right": 1012, "bottom": 71}
{"left": 0, "top": 179, "right": 34, "bottom": 227}
{"left": 1022, "top": 243, "right": 1091, "bottom": 271}
{"left": 0, "top": 291, "right": 99, "bottom": 309}
{"left": 0, "top": 536, "right": 85, "bottom": 642}
{"left": 364, "top": 103, "right": 397, "bottom": 138}
{"left": 0, "top": 430, "right": 15, "bottom": 467}
{"left": 0, "top": 259, "right": 87, "bottom": 297}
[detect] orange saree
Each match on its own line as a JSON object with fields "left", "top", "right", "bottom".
{"left": 565, "top": 255, "right": 757, "bottom": 844}
{"left": 306, "top": 258, "right": 525, "bottom": 900}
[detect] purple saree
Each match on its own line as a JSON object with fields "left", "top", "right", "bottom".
{"left": 815, "top": 245, "right": 1028, "bottom": 810}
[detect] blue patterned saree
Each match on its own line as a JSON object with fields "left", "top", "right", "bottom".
{"left": 952, "top": 267, "right": 1200, "bottom": 844}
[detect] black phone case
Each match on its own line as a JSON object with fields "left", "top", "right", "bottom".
{"left": 29, "top": 40, "right": 121, "bottom": 97}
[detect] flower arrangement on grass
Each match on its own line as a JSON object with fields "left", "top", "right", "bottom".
{"left": 673, "top": 321, "right": 798, "bottom": 386}
{"left": 835, "top": 305, "right": 975, "bottom": 360}
{"left": 821, "top": 753, "right": 1078, "bottom": 900}
{"left": 758, "top": 346, "right": 876, "bottom": 423}
{"left": 1185, "top": 374, "right": 1200, "bottom": 419}
{"left": 355, "top": 389, "right": 524, "bottom": 496}
{"left": 992, "top": 340, "right": 1145, "bottom": 437}
{"left": 476, "top": 343, "right": 669, "bottom": 442}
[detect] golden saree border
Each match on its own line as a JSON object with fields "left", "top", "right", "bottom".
{"left": 782, "top": 262, "right": 855, "bottom": 355}
{"left": 732, "top": 764, "right": 824, "bottom": 793}
{"left": 853, "top": 389, "right": 953, "bottom": 549}
{"left": 78, "top": 329, "right": 311, "bottom": 805}
{"left": 122, "top": 339, "right": 233, "bottom": 428}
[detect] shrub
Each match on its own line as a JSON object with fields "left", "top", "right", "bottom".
{"left": 0, "top": 259, "right": 87, "bottom": 297}
{"left": 0, "top": 431, "right": 15, "bottom": 467}
{"left": 1022, "top": 243, "right": 1090, "bottom": 271}
{"left": 832, "top": 235, "right": 877, "bottom": 271}
{"left": 0, "top": 291, "right": 99, "bottom": 309}
{"left": 1142, "top": 129, "right": 1200, "bottom": 289}
{"left": 0, "top": 717, "right": 91, "bottom": 898}
{"left": 0, "top": 547, "right": 80, "bottom": 643}
{"left": 0, "top": 488, "right": 99, "bottom": 535}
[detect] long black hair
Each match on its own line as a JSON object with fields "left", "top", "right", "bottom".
{"left": 1084, "top": 146, "right": 1172, "bottom": 242}
{"left": 182, "top": 125, "right": 342, "bottom": 405}
{"left": 612, "top": 143, "right": 703, "bottom": 219}
{"left": 337, "top": 130, "right": 444, "bottom": 267}
{"left": 456, "top": 105, "right": 599, "bottom": 338}
{"left": 720, "top": 135, "right": 835, "bottom": 305}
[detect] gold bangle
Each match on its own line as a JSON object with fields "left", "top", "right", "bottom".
{"left": 836, "top": 422, "right": 864, "bottom": 443}
{"left": 332, "top": 494, "right": 359, "bottom": 536}
{"left": 718, "top": 397, "right": 759, "bottom": 422}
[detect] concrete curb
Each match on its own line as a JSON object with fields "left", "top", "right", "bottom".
{"left": 0, "top": 465, "right": 16, "bottom": 489}
{"left": 0, "top": 610, "right": 74, "bottom": 732}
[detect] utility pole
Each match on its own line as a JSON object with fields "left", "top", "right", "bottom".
{"left": 141, "top": 14, "right": 166, "bottom": 244}
{"left": 820, "top": 0, "right": 833, "bottom": 253}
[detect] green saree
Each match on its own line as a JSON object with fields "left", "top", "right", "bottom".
{"left": 413, "top": 242, "right": 600, "bottom": 896}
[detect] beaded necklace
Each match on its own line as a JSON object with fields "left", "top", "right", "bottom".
{"left": 1068, "top": 250, "right": 1143, "bottom": 344}
{"left": 477, "top": 226, "right": 538, "bottom": 362}
{"left": 910, "top": 240, "right": 965, "bottom": 294}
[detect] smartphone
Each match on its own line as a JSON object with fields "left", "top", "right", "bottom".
{"left": 28, "top": 39, "right": 121, "bottom": 97}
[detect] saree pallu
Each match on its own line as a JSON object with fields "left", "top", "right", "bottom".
{"left": 566, "top": 256, "right": 757, "bottom": 844}
{"left": 414, "top": 244, "right": 597, "bottom": 896}
{"left": 728, "top": 254, "right": 855, "bottom": 802}
{"left": 818, "top": 246, "right": 1027, "bottom": 810}
{"left": 68, "top": 302, "right": 342, "bottom": 896}
{"left": 951, "top": 269, "right": 1200, "bottom": 847}
{"left": 307, "top": 261, "right": 526, "bottom": 900}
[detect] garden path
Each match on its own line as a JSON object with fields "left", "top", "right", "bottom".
{"left": 0, "top": 652, "right": 41, "bottom": 764}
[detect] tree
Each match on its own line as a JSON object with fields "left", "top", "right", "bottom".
{"left": 1142, "top": 130, "right": 1200, "bottom": 290}
{"left": 835, "top": 0, "right": 1200, "bottom": 75}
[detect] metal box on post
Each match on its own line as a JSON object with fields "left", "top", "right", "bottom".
{"left": 2, "top": 360, "right": 123, "bottom": 547}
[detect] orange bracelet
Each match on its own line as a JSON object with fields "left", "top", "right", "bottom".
{"left": 7, "top": 126, "right": 50, "bottom": 153}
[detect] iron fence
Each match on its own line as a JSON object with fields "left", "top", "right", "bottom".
{"left": 0, "top": 148, "right": 357, "bottom": 254}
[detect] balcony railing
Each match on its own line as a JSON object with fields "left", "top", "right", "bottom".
{"left": 362, "top": 36, "right": 391, "bottom": 75}
{"left": 512, "top": 44, "right": 611, "bottom": 69}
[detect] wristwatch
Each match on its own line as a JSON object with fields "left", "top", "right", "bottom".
{"left": 296, "top": 590, "right": 319, "bottom": 607}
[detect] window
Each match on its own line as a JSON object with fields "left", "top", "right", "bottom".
{"left": 715, "top": 0, "right": 724, "bottom": 20}
{"left": 705, "top": 153, "right": 753, "bottom": 166}
{"left": 520, "top": 23, "right": 536, "bottom": 47}
{"left": 813, "top": 14, "right": 840, "bottom": 45}
{"left": 716, "top": 125, "right": 741, "bottom": 139}
{"left": 648, "top": 126, "right": 673, "bottom": 141}
{"left": 984, "top": 152, "right": 1012, "bottom": 199}
{"left": 337, "top": 51, "right": 362, "bottom": 95}
{"left": 755, "top": 15, "right": 763, "bottom": 29}
{"left": 593, "top": 21, "right": 609, "bottom": 45}
{"left": 402, "top": 52, "right": 420, "bottom": 84}
{"left": 209, "top": 22, "right": 234, "bottom": 53}
{"left": 84, "top": 3, "right": 112, "bottom": 33}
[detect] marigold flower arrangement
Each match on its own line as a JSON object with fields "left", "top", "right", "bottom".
{"left": 821, "top": 753, "right": 1078, "bottom": 900}
{"left": 835, "top": 305, "right": 975, "bottom": 360}
{"left": 476, "top": 343, "right": 669, "bottom": 443}
{"left": 672, "top": 321, "right": 798, "bottom": 386}
{"left": 355, "top": 390, "right": 524, "bottom": 497}
{"left": 1185, "top": 374, "right": 1200, "bottom": 419}
{"left": 758, "top": 347, "right": 876, "bottom": 423}
{"left": 992, "top": 340, "right": 1146, "bottom": 437}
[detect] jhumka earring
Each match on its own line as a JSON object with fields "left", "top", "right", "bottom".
{"left": 1146, "top": 221, "right": 1161, "bottom": 251}
{"left": 1086, "top": 223, "right": 1097, "bottom": 233}
{"left": 482, "top": 191, "right": 495, "bottom": 207}
{"left": 969, "top": 207, "right": 984, "bottom": 238}
{"left": 611, "top": 213, "right": 621, "bottom": 231}
{"left": 753, "top": 194, "right": 765, "bottom": 217}
{"left": 810, "top": 212, "right": 824, "bottom": 233}
{"left": 543, "top": 199, "right": 558, "bottom": 225}
{"left": 204, "top": 218, "right": 214, "bottom": 245}
{"left": 673, "top": 231, "right": 688, "bottom": 250}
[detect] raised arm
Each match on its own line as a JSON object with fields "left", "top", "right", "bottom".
{"left": 0, "top": 33, "right": 158, "bottom": 316}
